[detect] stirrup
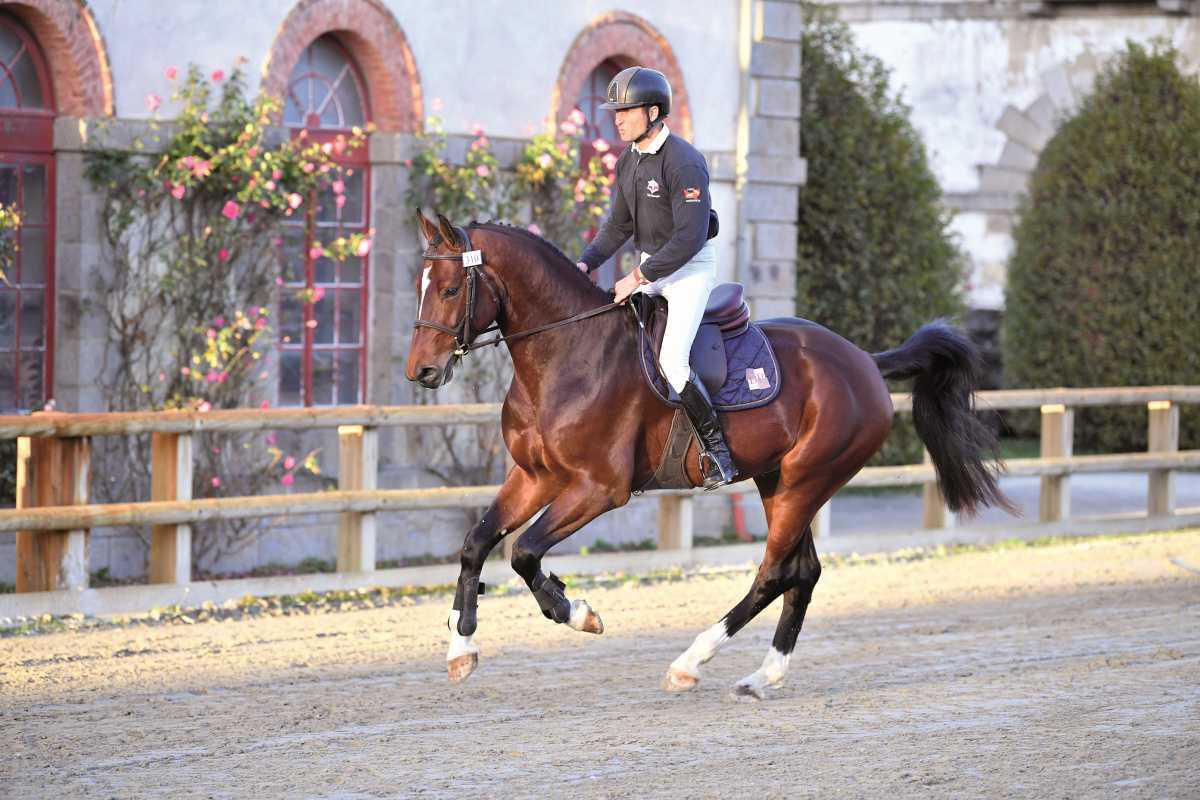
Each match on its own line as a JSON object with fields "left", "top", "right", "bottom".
{"left": 699, "top": 450, "right": 735, "bottom": 490}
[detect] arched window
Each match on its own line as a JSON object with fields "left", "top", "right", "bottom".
{"left": 278, "top": 35, "right": 370, "bottom": 407}
{"left": 574, "top": 59, "right": 631, "bottom": 289}
{"left": 0, "top": 12, "right": 55, "bottom": 412}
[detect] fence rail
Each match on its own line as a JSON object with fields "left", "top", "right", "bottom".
{"left": 2, "top": 386, "right": 1196, "bottom": 600}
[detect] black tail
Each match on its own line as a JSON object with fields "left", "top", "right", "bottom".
{"left": 872, "top": 320, "right": 1016, "bottom": 517}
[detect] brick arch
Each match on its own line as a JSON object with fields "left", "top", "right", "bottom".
{"left": 1, "top": 0, "right": 113, "bottom": 116}
{"left": 263, "top": 0, "right": 422, "bottom": 132}
{"left": 553, "top": 12, "right": 693, "bottom": 141}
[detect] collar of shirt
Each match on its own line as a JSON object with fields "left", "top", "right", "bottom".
{"left": 631, "top": 123, "right": 670, "bottom": 155}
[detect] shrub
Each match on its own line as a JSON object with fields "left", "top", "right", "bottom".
{"left": 797, "top": 5, "right": 967, "bottom": 463}
{"left": 1004, "top": 41, "right": 1200, "bottom": 451}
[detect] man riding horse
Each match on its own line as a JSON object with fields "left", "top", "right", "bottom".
{"left": 575, "top": 66, "right": 736, "bottom": 490}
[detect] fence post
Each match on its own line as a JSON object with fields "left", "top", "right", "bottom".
{"left": 921, "top": 449, "right": 954, "bottom": 529}
{"left": 657, "top": 495, "right": 694, "bottom": 551}
{"left": 149, "top": 432, "right": 192, "bottom": 584}
{"left": 1147, "top": 400, "right": 1179, "bottom": 517}
{"left": 812, "top": 499, "right": 832, "bottom": 538}
{"left": 337, "top": 425, "right": 377, "bottom": 572}
{"left": 1039, "top": 403, "right": 1073, "bottom": 522}
{"left": 15, "top": 435, "right": 91, "bottom": 592}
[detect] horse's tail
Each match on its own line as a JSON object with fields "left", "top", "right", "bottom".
{"left": 871, "top": 320, "right": 1016, "bottom": 517}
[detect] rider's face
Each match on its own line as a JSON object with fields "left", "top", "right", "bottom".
{"left": 614, "top": 106, "right": 657, "bottom": 142}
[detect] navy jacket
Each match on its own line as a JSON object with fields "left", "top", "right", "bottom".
{"left": 580, "top": 131, "right": 712, "bottom": 282}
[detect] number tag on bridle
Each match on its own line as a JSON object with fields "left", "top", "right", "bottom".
{"left": 462, "top": 250, "right": 483, "bottom": 267}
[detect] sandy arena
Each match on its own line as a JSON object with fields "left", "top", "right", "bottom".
{"left": 2, "top": 531, "right": 1199, "bottom": 799}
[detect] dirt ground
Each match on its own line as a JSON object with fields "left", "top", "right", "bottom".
{"left": 2, "top": 532, "right": 1199, "bottom": 800}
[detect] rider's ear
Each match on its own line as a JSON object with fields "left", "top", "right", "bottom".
{"left": 415, "top": 209, "right": 441, "bottom": 245}
{"left": 435, "top": 213, "right": 460, "bottom": 250}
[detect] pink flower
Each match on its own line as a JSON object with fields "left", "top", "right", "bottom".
{"left": 335, "top": 194, "right": 346, "bottom": 210}
{"left": 471, "top": 122, "right": 485, "bottom": 136}
{"left": 281, "top": 473, "right": 295, "bottom": 487}
{"left": 275, "top": 277, "right": 284, "bottom": 286}
{"left": 265, "top": 432, "right": 277, "bottom": 445}
{"left": 403, "top": 159, "right": 412, "bottom": 168}
{"left": 218, "top": 248, "right": 230, "bottom": 262}
{"left": 311, "top": 286, "right": 326, "bottom": 302}
{"left": 248, "top": 306, "right": 259, "bottom": 316}
{"left": 355, "top": 238, "right": 372, "bottom": 257}
{"left": 471, "top": 136, "right": 489, "bottom": 151}
{"left": 271, "top": 237, "right": 283, "bottom": 248}
{"left": 171, "top": 184, "right": 186, "bottom": 200}
{"left": 247, "top": 146, "right": 259, "bottom": 158}
{"left": 214, "top": 316, "right": 226, "bottom": 327}
{"left": 206, "top": 328, "right": 217, "bottom": 339}
{"left": 272, "top": 169, "right": 283, "bottom": 180}
{"left": 260, "top": 400, "right": 270, "bottom": 409}
{"left": 165, "top": 66, "right": 178, "bottom": 81}
{"left": 197, "top": 400, "right": 212, "bottom": 413}
{"left": 205, "top": 370, "right": 219, "bottom": 383}
{"left": 602, "top": 153, "right": 618, "bottom": 171}
{"left": 191, "top": 159, "right": 211, "bottom": 179}
{"left": 221, "top": 200, "right": 240, "bottom": 220}
{"left": 302, "top": 162, "right": 315, "bottom": 174}
{"left": 568, "top": 108, "right": 586, "bottom": 127}
{"left": 181, "top": 367, "right": 191, "bottom": 376}
{"left": 321, "top": 143, "right": 332, "bottom": 155}
{"left": 592, "top": 138, "right": 610, "bottom": 153}
{"left": 288, "top": 193, "right": 303, "bottom": 209}
{"left": 211, "top": 69, "right": 225, "bottom": 82}
{"left": 475, "top": 164, "right": 490, "bottom": 178}
{"left": 537, "top": 153, "right": 553, "bottom": 169}
{"left": 331, "top": 179, "right": 345, "bottom": 195}
{"left": 527, "top": 223, "right": 542, "bottom": 236}
{"left": 211, "top": 476, "right": 221, "bottom": 488}
{"left": 559, "top": 120, "right": 578, "bottom": 136}
{"left": 217, "top": 371, "right": 228, "bottom": 383}
{"left": 255, "top": 317, "right": 267, "bottom": 330}
{"left": 283, "top": 456, "right": 296, "bottom": 470}
{"left": 574, "top": 192, "right": 585, "bottom": 203}
{"left": 309, "top": 245, "right": 324, "bottom": 260}
{"left": 265, "top": 181, "right": 275, "bottom": 191}
{"left": 145, "top": 93, "right": 161, "bottom": 113}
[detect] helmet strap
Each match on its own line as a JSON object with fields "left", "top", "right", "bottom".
{"left": 633, "top": 109, "right": 663, "bottom": 145}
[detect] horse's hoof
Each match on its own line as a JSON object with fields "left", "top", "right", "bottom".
{"left": 447, "top": 652, "right": 478, "bottom": 683}
{"left": 730, "top": 682, "right": 764, "bottom": 702}
{"left": 567, "top": 599, "right": 604, "bottom": 635}
{"left": 662, "top": 668, "right": 700, "bottom": 693}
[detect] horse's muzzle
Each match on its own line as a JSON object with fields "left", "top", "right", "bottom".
{"left": 412, "top": 357, "right": 456, "bottom": 389}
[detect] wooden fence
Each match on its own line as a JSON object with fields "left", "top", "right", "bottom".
{"left": 2, "top": 386, "right": 1198, "bottom": 595}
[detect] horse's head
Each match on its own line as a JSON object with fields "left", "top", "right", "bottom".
{"left": 406, "top": 211, "right": 504, "bottom": 389}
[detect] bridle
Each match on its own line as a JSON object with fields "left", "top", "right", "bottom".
{"left": 413, "top": 225, "right": 504, "bottom": 358}
{"left": 413, "top": 224, "right": 622, "bottom": 360}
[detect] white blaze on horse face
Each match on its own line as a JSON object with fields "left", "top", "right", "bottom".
{"left": 418, "top": 266, "right": 432, "bottom": 319}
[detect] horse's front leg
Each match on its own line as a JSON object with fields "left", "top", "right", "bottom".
{"left": 447, "top": 465, "right": 548, "bottom": 683}
{"left": 509, "top": 479, "right": 621, "bottom": 636}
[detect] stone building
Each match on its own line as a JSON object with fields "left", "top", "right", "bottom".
{"left": 0, "top": 0, "right": 806, "bottom": 578}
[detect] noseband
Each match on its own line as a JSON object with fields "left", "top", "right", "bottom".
{"left": 413, "top": 223, "right": 623, "bottom": 360}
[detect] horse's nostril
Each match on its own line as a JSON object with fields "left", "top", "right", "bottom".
{"left": 417, "top": 366, "right": 441, "bottom": 388}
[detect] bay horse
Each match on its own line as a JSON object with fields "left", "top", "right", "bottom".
{"left": 406, "top": 212, "right": 1011, "bottom": 700}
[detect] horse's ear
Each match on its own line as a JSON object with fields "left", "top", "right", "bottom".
{"left": 435, "top": 213, "right": 460, "bottom": 250}
{"left": 415, "top": 209, "right": 441, "bottom": 245}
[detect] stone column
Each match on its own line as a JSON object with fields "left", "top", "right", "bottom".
{"left": 737, "top": 0, "right": 806, "bottom": 319}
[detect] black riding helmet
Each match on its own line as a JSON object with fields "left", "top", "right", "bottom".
{"left": 599, "top": 66, "right": 672, "bottom": 119}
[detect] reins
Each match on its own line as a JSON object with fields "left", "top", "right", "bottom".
{"left": 414, "top": 224, "right": 622, "bottom": 358}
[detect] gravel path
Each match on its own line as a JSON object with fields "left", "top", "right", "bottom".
{"left": 3, "top": 532, "right": 1199, "bottom": 799}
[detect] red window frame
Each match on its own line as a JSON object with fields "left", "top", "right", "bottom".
{"left": 279, "top": 36, "right": 371, "bottom": 407}
{"left": 0, "top": 12, "right": 56, "bottom": 413}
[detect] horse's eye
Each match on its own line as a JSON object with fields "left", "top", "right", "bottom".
{"left": 442, "top": 285, "right": 461, "bottom": 298}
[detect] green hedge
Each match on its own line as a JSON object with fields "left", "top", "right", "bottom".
{"left": 798, "top": 5, "right": 967, "bottom": 464}
{"left": 1004, "top": 41, "right": 1200, "bottom": 451}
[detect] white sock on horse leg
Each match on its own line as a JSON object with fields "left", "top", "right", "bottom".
{"left": 446, "top": 609, "right": 479, "bottom": 660}
{"left": 670, "top": 620, "right": 730, "bottom": 677}
{"left": 735, "top": 646, "right": 790, "bottom": 697}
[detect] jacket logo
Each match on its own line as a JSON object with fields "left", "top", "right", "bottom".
{"left": 683, "top": 187, "right": 701, "bottom": 203}
{"left": 646, "top": 179, "right": 660, "bottom": 198}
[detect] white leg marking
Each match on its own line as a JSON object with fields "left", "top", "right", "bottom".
{"left": 418, "top": 266, "right": 432, "bottom": 318}
{"left": 446, "top": 610, "right": 479, "bottom": 660}
{"left": 566, "top": 598, "right": 605, "bottom": 634}
{"left": 732, "top": 646, "right": 791, "bottom": 701}
{"left": 665, "top": 620, "right": 729, "bottom": 691}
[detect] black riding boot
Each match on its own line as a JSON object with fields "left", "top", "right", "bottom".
{"left": 678, "top": 372, "right": 737, "bottom": 490}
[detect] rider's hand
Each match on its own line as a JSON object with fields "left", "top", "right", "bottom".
{"left": 613, "top": 269, "right": 645, "bottom": 304}
{"left": 576, "top": 261, "right": 589, "bottom": 273}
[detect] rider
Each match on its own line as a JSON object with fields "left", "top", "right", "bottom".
{"left": 576, "top": 66, "right": 736, "bottom": 490}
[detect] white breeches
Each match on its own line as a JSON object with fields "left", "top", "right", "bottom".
{"left": 636, "top": 241, "right": 718, "bottom": 393}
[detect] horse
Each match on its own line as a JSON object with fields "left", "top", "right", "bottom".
{"left": 406, "top": 211, "right": 1013, "bottom": 700}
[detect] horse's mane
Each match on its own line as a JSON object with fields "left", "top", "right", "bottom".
{"left": 468, "top": 220, "right": 610, "bottom": 298}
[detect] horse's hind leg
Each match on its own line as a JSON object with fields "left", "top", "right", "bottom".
{"left": 663, "top": 471, "right": 822, "bottom": 696}
{"left": 730, "top": 528, "right": 820, "bottom": 701}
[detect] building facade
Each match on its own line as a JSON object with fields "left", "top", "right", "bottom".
{"left": 0, "top": 0, "right": 806, "bottom": 578}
